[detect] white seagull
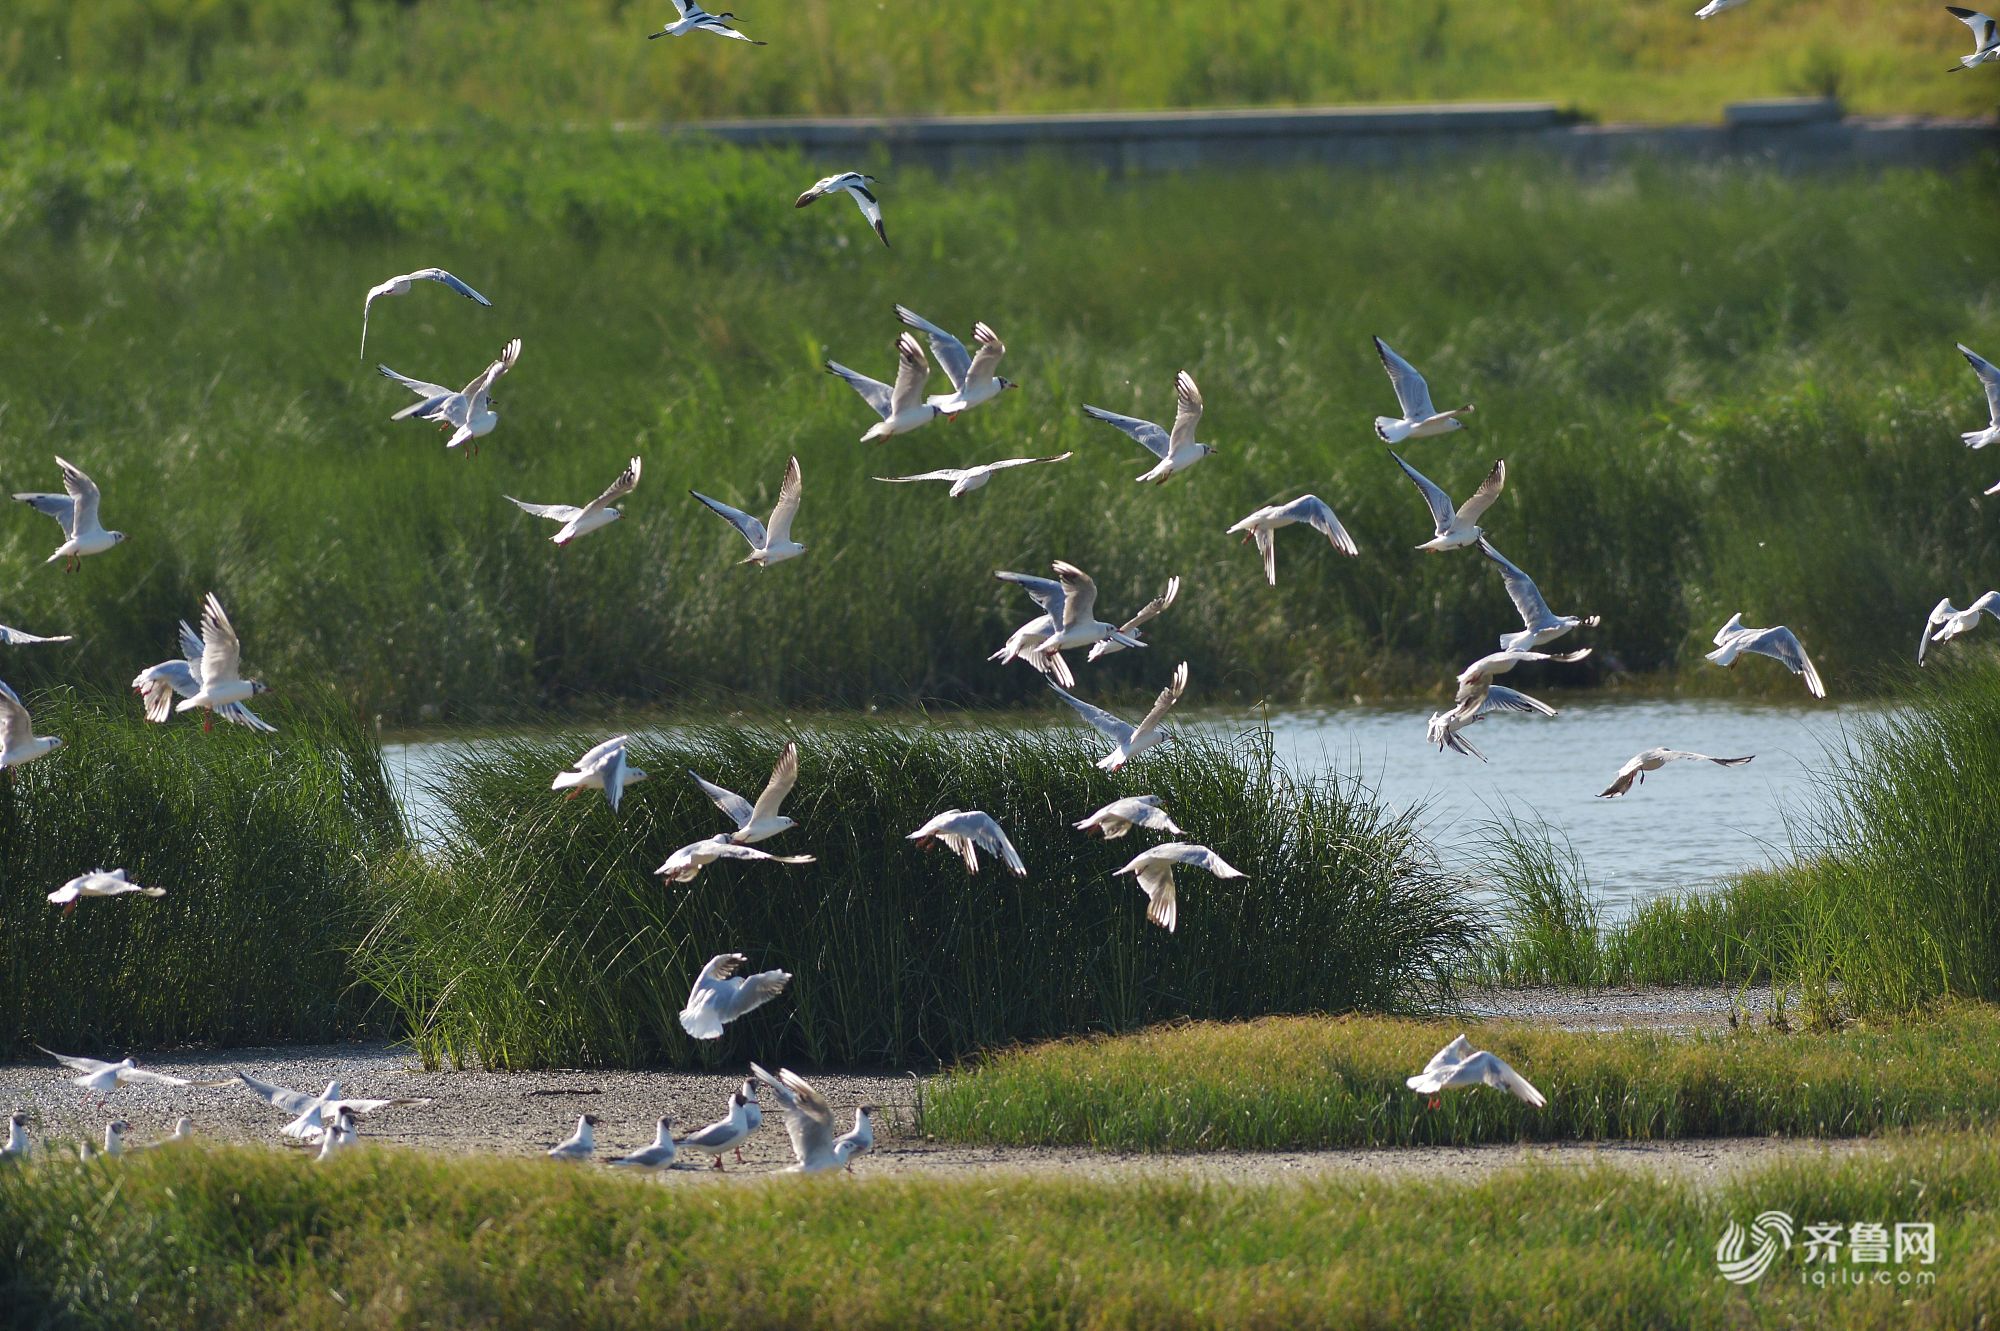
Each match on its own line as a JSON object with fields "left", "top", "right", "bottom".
{"left": 172, "top": 594, "right": 271, "bottom": 731}
{"left": 989, "top": 570, "right": 1069, "bottom": 680}
{"left": 385, "top": 337, "right": 520, "bottom": 452}
{"left": 553, "top": 735, "right": 648, "bottom": 813}
{"left": 1919, "top": 592, "right": 2000, "bottom": 664}
{"left": 906, "top": 809, "right": 1026, "bottom": 876}
{"left": 833, "top": 1104, "right": 876, "bottom": 1170}
{"left": 1030, "top": 561, "right": 1149, "bottom": 683}
{"left": 678, "top": 953, "right": 793, "bottom": 1039}
{"left": 1453, "top": 648, "right": 1591, "bottom": 713}
{"left": 358, "top": 267, "right": 491, "bottom": 360}
{"left": 610, "top": 1117, "right": 680, "bottom": 1173}
{"left": 1114, "top": 842, "right": 1246, "bottom": 933}
{"left": 656, "top": 835, "right": 815, "bottom": 884}
{"left": 875, "top": 453, "right": 1070, "bottom": 498}
{"left": 315, "top": 1107, "right": 359, "bottom": 1162}
{"left": 1946, "top": 6, "right": 2000, "bottom": 69}
{"left": 1694, "top": 0, "right": 1749, "bottom": 17}
{"left": 690, "top": 741, "right": 800, "bottom": 844}
{"left": 827, "top": 335, "right": 942, "bottom": 443}
{"left": 1406, "top": 1035, "right": 1545, "bottom": 1107}
{"left": 691, "top": 456, "right": 806, "bottom": 566}
{"left": 1956, "top": 344, "right": 2000, "bottom": 449}
{"left": 1391, "top": 452, "right": 1504, "bottom": 551}
{"left": 649, "top": 1, "right": 765, "bottom": 44}
{"left": 1479, "top": 539, "right": 1599, "bottom": 652}
{"left": 131, "top": 1118, "right": 195, "bottom": 1151}
{"left": 0, "top": 679, "right": 62, "bottom": 774}
{"left": 548, "top": 1114, "right": 598, "bottom": 1162}
{"left": 3, "top": 1111, "right": 29, "bottom": 1161}
{"left": 750, "top": 1063, "right": 873, "bottom": 1173}
{"left": 894, "top": 306, "right": 1018, "bottom": 414}
{"left": 0, "top": 623, "right": 71, "bottom": 646}
{"left": 1425, "top": 686, "right": 1557, "bottom": 763}
{"left": 1074, "top": 795, "right": 1183, "bottom": 840}
{"left": 1086, "top": 575, "right": 1181, "bottom": 663}
{"left": 47, "top": 869, "right": 166, "bottom": 916}
{"left": 1372, "top": 337, "right": 1474, "bottom": 443}
{"left": 1227, "top": 496, "right": 1358, "bottom": 585}
{"left": 14, "top": 456, "right": 125, "bottom": 571}
{"left": 796, "top": 172, "right": 888, "bottom": 246}
{"left": 1083, "top": 371, "right": 1215, "bottom": 483}
{"left": 676, "top": 1086, "right": 755, "bottom": 1169}
{"left": 132, "top": 618, "right": 276, "bottom": 733}
{"left": 1706, "top": 614, "right": 1825, "bottom": 698}
{"left": 38, "top": 1048, "right": 228, "bottom": 1107}
{"left": 506, "top": 457, "right": 641, "bottom": 546}
{"left": 1048, "top": 661, "right": 1189, "bottom": 772}
{"left": 81, "top": 1121, "right": 129, "bottom": 1161}
{"left": 1599, "top": 749, "right": 1755, "bottom": 799}
{"left": 236, "top": 1072, "right": 432, "bottom": 1143}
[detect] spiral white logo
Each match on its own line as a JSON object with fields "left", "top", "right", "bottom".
{"left": 1716, "top": 1210, "right": 1795, "bottom": 1284}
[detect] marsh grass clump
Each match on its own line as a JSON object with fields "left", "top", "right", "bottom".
{"left": 0, "top": 689, "right": 402, "bottom": 1056}
{"left": 356, "top": 723, "right": 1478, "bottom": 1069}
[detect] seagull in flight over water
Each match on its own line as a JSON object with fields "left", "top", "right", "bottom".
{"left": 691, "top": 456, "right": 806, "bottom": 565}
{"left": 1479, "top": 538, "right": 1599, "bottom": 652}
{"left": 14, "top": 457, "right": 125, "bottom": 571}
{"left": 552, "top": 736, "right": 647, "bottom": 812}
{"left": 1083, "top": 372, "right": 1216, "bottom": 483}
{"left": 1029, "top": 561, "right": 1151, "bottom": 685}
{"left": 796, "top": 173, "right": 888, "bottom": 246}
{"left": 1372, "top": 337, "right": 1474, "bottom": 443}
{"left": 649, "top": 1, "right": 765, "bottom": 44}
{"left": 359, "top": 267, "right": 490, "bottom": 360}
{"left": 1086, "top": 575, "right": 1180, "bottom": 662}
{"left": 1706, "top": 614, "right": 1825, "bottom": 698}
{"left": 1918, "top": 592, "right": 2000, "bottom": 664}
{"left": 1598, "top": 749, "right": 1754, "bottom": 798}
{"left": 506, "top": 457, "right": 642, "bottom": 546}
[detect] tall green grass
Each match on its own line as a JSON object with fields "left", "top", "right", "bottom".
{"left": 0, "top": 691, "right": 402, "bottom": 1056}
{"left": 1, "top": 141, "right": 1994, "bottom": 720}
{"left": 356, "top": 724, "right": 1476, "bottom": 1069}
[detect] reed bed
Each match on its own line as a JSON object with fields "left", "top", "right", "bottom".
{"left": 0, "top": 691, "right": 402, "bottom": 1057}
{"left": 355, "top": 723, "right": 1477, "bottom": 1069}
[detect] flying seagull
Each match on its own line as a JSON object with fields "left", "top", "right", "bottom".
{"left": 610, "top": 1117, "right": 680, "bottom": 1173}
{"left": 1957, "top": 344, "right": 2000, "bottom": 449}
{"left": 1372, "top": 337, "right": 1474, "bottom": 443}
{"left": 0, "top": 624, "right": 71, "bottom": 646}
{"left": 1598, "top": 749, "right": 1755, "bottom": 799}
{"left": 548, "top": 1115, "right": 598, "bottom": 1162}
{"left": 1946, "top": 6, "right": 2000, "bottom": 69}
{"left": 1030, "top": 561, "right": 1151, "bottom": 684}
{"left": 14, "top": 456, "right": 125, "bottom": 571}
{"left": 506, "top": 457, "right": 642, "bottom": 546}
{"left": 1391, "top": 452, "right": 1504, "bottom": 551}
{"left": 133, "top": 619, "right": 276, "bottom": 733}
{"left": 679, "top": 953, "right": 792, "bottom": 1039}
{"left": 1406, "top": 1035, "right": 1545, "bottom": 1107}
{"left": 906, "top": 809, "right": 1025, "bottom": 876}
{"left": 989, "top": 570, "right": 1068, "bottom": 680}
{"left": 1086, "top": 574, "right": 1181, "bottom": 662}
{"left": 236, "top": 1072, "right": 432, "bottom": 1143}
{"left": 385, "top": 338, "right": 521, "bottom": 453}
{"left": 1479, "top": 538, "right": 1599, "bottom": 652}
{"left": 1425, "top": 686, "right": 1556, "bottom": 763}
{"left": 649, "top": 1, "right": 765, "bottom": 44}
{"left": 874, "top": 453, "right": 1071, "bottom": 498}
{"left": 359, "top": 267, "right": 490, "bottom": 360}
{"left": 894, "top": 306, "right": 1018, "bottom": 414}
{"left": 655, "top": 835, "right": 816, "bottom": 884}
{"left": 0, "top": 679, "right": 61, "bottom": 775}
{"left": 171, "top": 594, "right": 271, "bottom": 732}
{"left": 1694, "top": 0, "right": 1749, "bottom": 17}
{"left": 1227, "top": 496, "right": 1359, "bottom": 585}
{"left": 690, "top": 741, "right": 800, "bottom": 844}
{"left": 1919, "top": 592, "right": 2000, "bottom": 664}
{"left": 1114, "top": 842, "right": 1246, "bottom": 933}
{"left": 691, "top": 456, "right": 806, "bottom": 565}
{"left": 38, "top": 1048, "right": 228, "bottom": 1107}
{"left": 827, "top": 335, "right": 942, "bottom": 443}
{"left": 1083, "top": 371, "right": 1216, "bottom": 483}
{"left": 677, "top": 1086, "right": 755, "bottom": 1169}
{"left": 47, "top": 869, "right": 165, "bottom": 916}
{"left": 1048, "top": 661, "right": 1189, "bottom": 771}
{"left": 1074, "top": 795, "right": 1183, "bottom": 840}
{"left": 796, "top": 172, "right": 887, "bottom": 246}
{"left": 750, "top": 1063, "right": 875, "bottom": 1173}
{"left": 552, "top": 735, "right": 648, "bottom": 813}
{"left": 1453, "top": 647, "right": 1591, "bottom": 715}
{"left": 1706, "top": 614, "right": 1825, "bottom": 698}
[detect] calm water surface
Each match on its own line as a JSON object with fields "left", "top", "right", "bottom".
{"left": 383, "top": 698, "right": 1881, "bottom": 918}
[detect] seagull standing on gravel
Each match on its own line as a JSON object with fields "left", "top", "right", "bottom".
{"left": 172, "top": 594, "right": 272, "bottom": 732}
{"left": 750, "top": 1063, "right": 873, "bottom": 1174}
{"left": 875, "top": 453, "right": 1071, "bottom": 498}
{"left": 677, "top": 1087, "right": 755, "bottom": 1169}
{"left": 387, "top": 338, "right": 520, "bottom": 453}
{"left": 1049, "top": 661, "right": 1189, "bottom": 771}
{"left": 1391, "top": 452, "right": 1504, "bottom": 551}
{"left": 649, "top": 1, "right": 765, "bottom": 44}
{"left": 656, "top": 835, "right": 816, "bottom": 884}
{"left": 39, "top": 1049, "right": 227, "bottom": 1109}
{"left": 1946, "top": 7, "right": 2000, "bottom": 68}
{"left": 0, "top": 680, "right": 60, "bottom": 775}
{"left": 506, "top": 457, "right": 641, "bottom": 546}
{"left": 894, "top": 306, "right": 1018, "bottom": 414}
{"left": 1074, "top": 795, "right": 1183, "bottom": 840}
{"left": 3, "top": 1112, "right": 29, "bottom": 1161}
{"left": 1372, "top": 337, "right": 1474, "bottom": 443}
{"left": 679, "top": 953, "right": 793, "bottom": 1039}
{"left": 236, "top": 1072, "right": 432, "bottom": 1143}
{"left": 47, "top": 870, "right": 165, "bottom": 916}
{"left": 1956, "top": 344, "right": 2000, "bottom": 449}
{"left": 692, "top": 456, "right": 806, "bottom": 565}
{"left": 316, "top": 1108, "right": 358, "bottom": 1162}
{"left": 1919, "top": 592, "right": 2000, "bottom": 663}
{"left": 827, "top": 335, "right": 942, "bottom": 443}
{"left": 1227, "top": 496, "right": 1358, "bottom": 585}
{"left": 1598, "top": 749, "right": 1755, "bottom": 799}
{"left": 690, "top": 741, "right": 800, "bottom": 844}
{"left": 0, "top": 623, "right": 70, "bottom": 646}
{"left": 553, "top": 736, "right": 646, "bottom": 812}
{"left": 82, "top": 1121, "right": 129, "bottom": 1161}
{"left": 1406, "top": 1036, "right": 1545, "bottom": 1107}
{"left": 131, "top": 1118, "right": 194, "bottom": 1151}
{"left": 132, "top": 619, "right": 277, "bottom": 732}
{"left": 358, "top": 267, "right": 491, "bottom": 360}
{"left": 1115, "top": 842, "right": 1246, "bottom": 933}
{"left": 1706, "top": 614, "right": 1825, "bottom": 698}
{"left": 611, "top": 1118, "right": 680, "bottom": 1173}
{"left": 15, "top": 457, "right": 124, "bottom": 571}
{"left": 1086, "top": 575, "right": 1181, "bottom": 663}
{"left": 832, "top": 1104, "right": 875, "bottom": 1171}
{"left": 549, "top": 1115, "right": 598, "bottom": 1162}
{"left": 1083, "top": 371, "right": 1216, "bottom": 483}
{"left": 906, "top": 809, "right": 1026, "bottom": 876}
{"left": 796, "top": 173, "right": 888, "bottom": 246}
{"left": 1479, "top": 539, "right": 1599, "bottom": 652}
{"left": 1031, "top": 561, "right": 1150, "bottom": 684}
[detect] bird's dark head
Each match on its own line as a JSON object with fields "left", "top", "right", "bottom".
{"left": 251, "top": 681, "right": 272, "bottom": 697}
{"left": 111, "top": 531, "right": 129, "bottom": 545}
{"left": 999, "top": 378, "right": 1019, "bottom": 391}
{"left": 583, "top": 1114, "right": 600, "bottom": 1127}
{"left": 858, "top": 1103, "right": 879, "bottom": 1117}
{"left": 46, "top": 737, "right": 64, "bottom": 752}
